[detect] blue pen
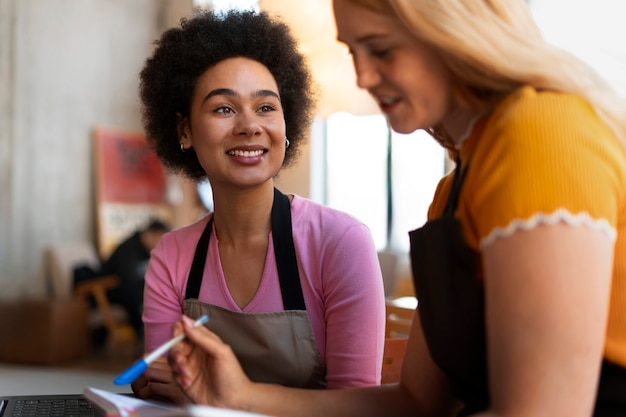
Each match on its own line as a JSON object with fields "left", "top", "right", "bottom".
{"left": 113, "top": 314, "right": 209, "bottom": 385}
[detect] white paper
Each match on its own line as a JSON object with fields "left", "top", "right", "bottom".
{"left": 83, "top": 387, "right": 274, "bottom": 417}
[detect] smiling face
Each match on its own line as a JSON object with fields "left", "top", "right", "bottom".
{"left": 333, "top": 0, "right": 454, "bottom": 134}
{"left": 179, "top": 57, "right": 286, "bottom": 191}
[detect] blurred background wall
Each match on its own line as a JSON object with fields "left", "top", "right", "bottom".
{"left": 0, "top": 0, "right": 186, "bottom": 297}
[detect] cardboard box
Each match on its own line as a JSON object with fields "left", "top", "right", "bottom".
{"left": 0, "top": 298, "right": 90, "bottom": 364}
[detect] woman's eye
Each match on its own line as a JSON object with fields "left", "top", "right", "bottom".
{"left": 215, "top": 106, "right": 234, "bottom": 114}
{"left": 370, "top": 48, "right": 390, "bottom": 58}
{"left": 258, "top": 104, "right": 276, "bottom": 113}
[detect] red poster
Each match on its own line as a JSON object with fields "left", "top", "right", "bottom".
{"left": 93, "top": 126, "right": 172, "bottom": 259}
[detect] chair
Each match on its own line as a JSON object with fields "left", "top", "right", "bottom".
{"left": 391, "top": 274, "right": 416, "bottom": 299}
{"left": 45, "top": 242, "right": 137, "bottom": 350}
{"left": 385, "top": 296, "right": 416, "bottom": 338}
{"left": 390, "top": 260, "right": 415, "bottom": 298}
{"left": 381, "top": 337, "right": 408, "bottom": 384}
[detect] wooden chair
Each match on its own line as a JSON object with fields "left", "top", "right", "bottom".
{"left": 45, "top": 242, "right": 137, "bottom": 350}
{"left": 381, "top": 337, "right": 408, "bottom": 384}
{"left": 390, "top": 272, "right": 416, "bottom": 298}
{"left": 385, "top": 296, "right": 417, "bottom": 338}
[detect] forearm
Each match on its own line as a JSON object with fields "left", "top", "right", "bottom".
{"left": 238, "top": 383, "right": 417, "bottom": 417}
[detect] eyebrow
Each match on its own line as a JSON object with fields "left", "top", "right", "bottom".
{"left": 337, "top": 31, "right": 388, "bottom": 45}
{"left": 202, "top": 88, "right": 280, "bottom": 104}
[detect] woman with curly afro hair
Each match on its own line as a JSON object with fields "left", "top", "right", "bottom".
{"left": 132, "top": 9, "right": 386, "bottom": 404}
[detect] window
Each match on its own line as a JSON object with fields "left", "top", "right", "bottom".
{"left": 389, "top": 129, "right": 446, "bottom": 251}
{"left": 323, "top": 113, "right": 446, "bottom": 252}
{"left": 325, "top": 113, "right": 390, "bottom": 249}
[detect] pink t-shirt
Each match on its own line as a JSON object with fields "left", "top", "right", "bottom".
{"left": 143, "top": 194, "right": 386, "bottom": 388}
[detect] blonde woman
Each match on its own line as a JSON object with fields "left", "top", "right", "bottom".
{"left": 169, "top": 1, "right": 626, "bottom": 416}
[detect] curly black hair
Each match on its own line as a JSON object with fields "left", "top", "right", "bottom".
{"left": 139, "top": 9, "right": 317, "bottom": 181}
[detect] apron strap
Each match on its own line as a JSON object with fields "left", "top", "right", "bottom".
{"left": 443, "top": 156, "right": 470, "bottom": 217}
{"left": 185, "top": 215, "right": 212, "bottom": 300}
{"left": 271, "top": 187, "right": 306, "bottom": 310}
{"left": 185, "top": 188, "right": 305, "bottom": 310}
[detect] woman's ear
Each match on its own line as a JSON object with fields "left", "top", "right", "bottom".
{"left": 176, "top": 113, "right": 191, "bottom": 148}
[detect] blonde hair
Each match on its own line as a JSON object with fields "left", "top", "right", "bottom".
{"left": 350, "top": 0, "right": 626, "bottom": 147}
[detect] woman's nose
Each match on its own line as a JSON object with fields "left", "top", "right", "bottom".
{"left": 233, "top": 110, "right": 262, "bottom": 136}
{"left": 353, "top": 55, "right": 380, "bottom": 90}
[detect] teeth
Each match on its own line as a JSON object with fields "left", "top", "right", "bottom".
{"left": 379, "top": 97, "right": 397, "bottom": 105}
{"left": 228, "top": 149, "right": 264, "bottom": 157}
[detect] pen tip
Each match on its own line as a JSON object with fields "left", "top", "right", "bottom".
{"left": 113, "top": 360, "right": 148, "bottom": 386}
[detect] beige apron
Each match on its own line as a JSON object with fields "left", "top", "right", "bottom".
{"left": 183, "top": 188, "right": 326, "bottom": 389}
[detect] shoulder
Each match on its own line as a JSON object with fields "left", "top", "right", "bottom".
{"left": 488, "top": 86, "right": 611, "bottom": 144}
{"left": 471, "top": 86, "right": 625, "bottom": 175}
{"left": 156, "top": 214, "right": 212, "bottom": 254}
{"left": 290, "top": 194, "right": 368, "bottom": 230}
{"left": 495, "top": 86, "right": 593, "bottom": 120}
{"left": 289, "top": 194, "right": 376, "bottom": 251}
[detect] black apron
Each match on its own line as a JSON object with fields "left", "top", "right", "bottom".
{"left": 408, "top": 158, "right": 626, "bottom": 416}
{"left": 409, "top": 158, "right": 487, "bottom": 415}
{"left": 183, "top": 188, "right": 326, "bottom": 388}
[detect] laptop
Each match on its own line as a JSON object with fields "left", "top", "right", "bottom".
{"left": 0, "top": 393, "right": 104, "bottom": 416}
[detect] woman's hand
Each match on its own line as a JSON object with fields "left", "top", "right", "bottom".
{"left": 130, "top": 355, "right": 192, "bottom": 404}
{"left": 169, "top": 315, "right": 254, "bottom": 409}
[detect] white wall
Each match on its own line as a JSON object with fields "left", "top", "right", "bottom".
{"left": 0, "top": 0, "right": 166, "bottom": 298}
{"left": 530, "top": 0, "right": 626, "bottom": 97}
{"left": 0, "top": 0, "right": 16, "bottom": 295}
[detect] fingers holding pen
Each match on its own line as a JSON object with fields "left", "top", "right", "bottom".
{"left": 168, "top": 315, "right": 254, "bottom": 408}
{"left": 169, "top": 316, "right": 222, "bottom": 388}
{"left": 170, "top": 318, "right": 198, "bottom": 389}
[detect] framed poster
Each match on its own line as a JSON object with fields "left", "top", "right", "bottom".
{"left": 93, "top": 126, "right": 172, "bottom": 259}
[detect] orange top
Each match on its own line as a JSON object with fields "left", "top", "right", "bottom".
{"left": 429, "top": 86, "right": 626, "bottom": 367}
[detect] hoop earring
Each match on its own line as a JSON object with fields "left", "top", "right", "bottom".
{"left": 180, "top": 143, "right": 188, "bottom": 152}
{"left": 285, "top": 138, "right": 290, "bottom": 149}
